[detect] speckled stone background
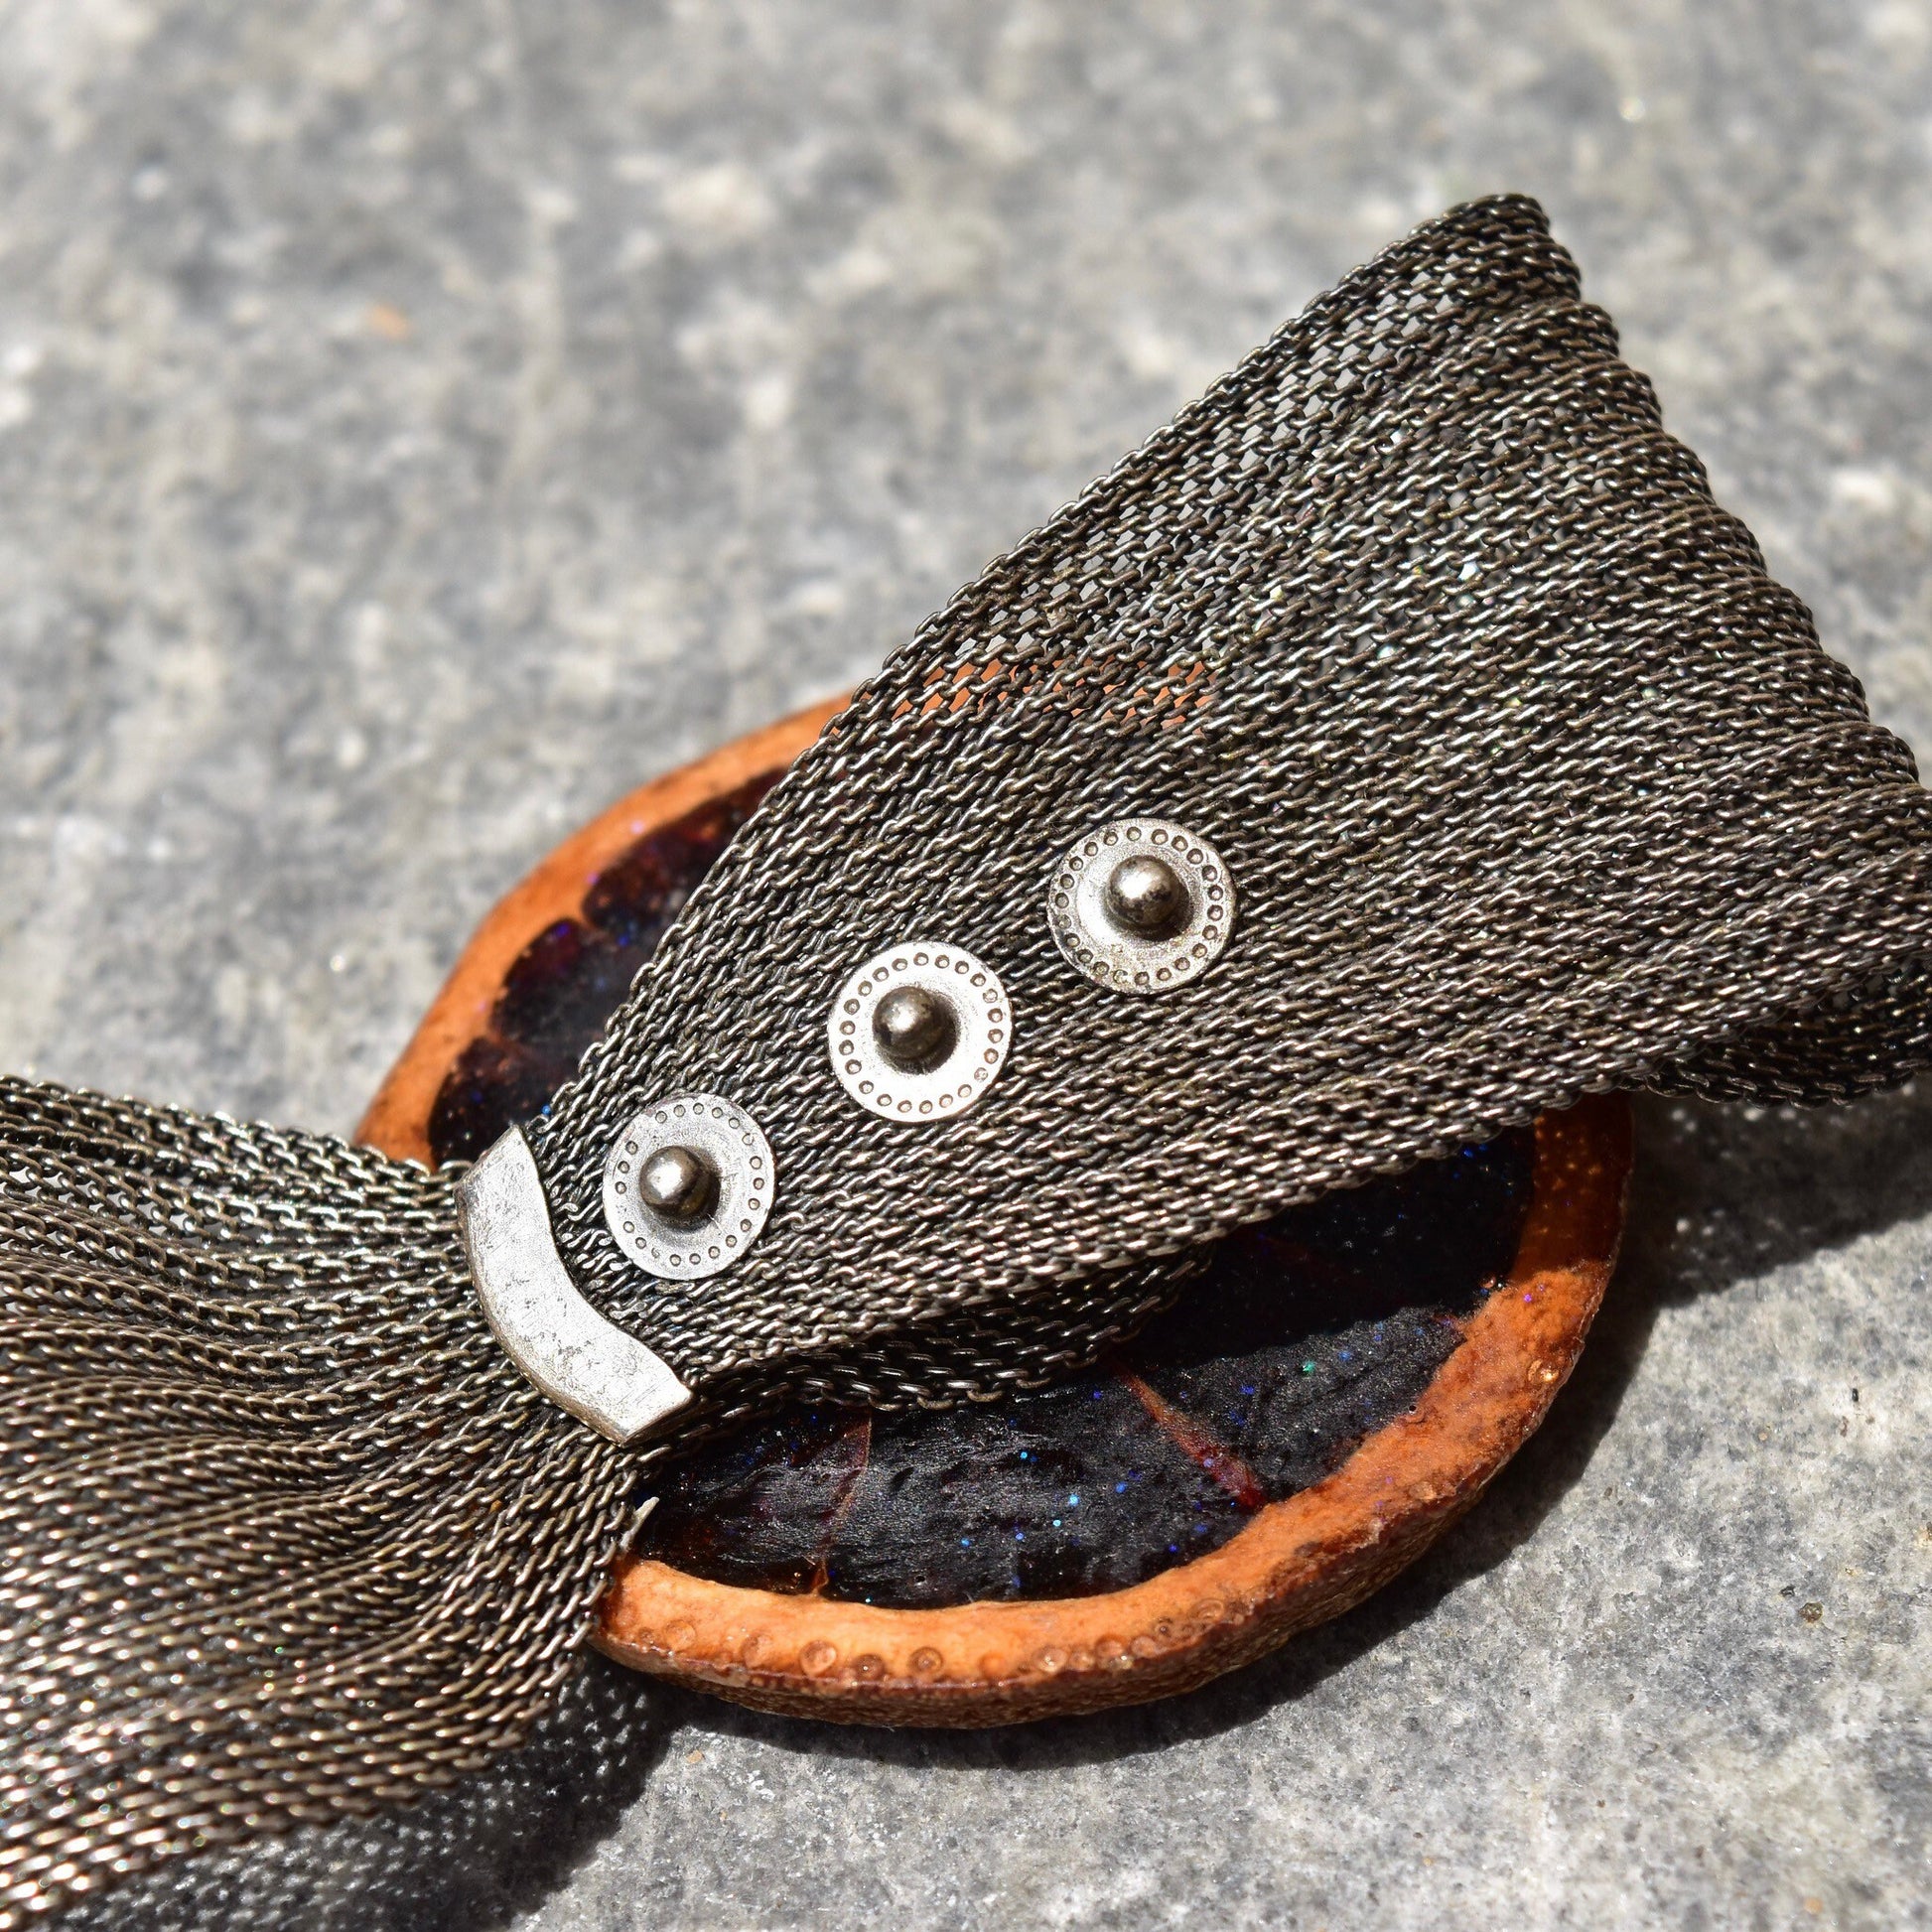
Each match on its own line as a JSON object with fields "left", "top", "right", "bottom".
{"left": 3, "top": 2, "right": 1929, "bottom": 1927}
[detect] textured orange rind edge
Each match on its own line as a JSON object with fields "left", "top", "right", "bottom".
{"left": 594, "top": 1095, "right": 1632, "bottom": 1725}
{"left": 351, "top": 700, "right": 1631, "bottom": 1728}
{"left": 355, "top": 694, "right": 848, "bottom": 1167}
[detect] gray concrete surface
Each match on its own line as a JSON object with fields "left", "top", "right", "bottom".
{"left": 3, "top": 2, "right": 1929, "bottom": 1927}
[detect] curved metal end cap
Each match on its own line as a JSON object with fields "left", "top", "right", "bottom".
{"left": 457, "top": 1127, "right": 693, "bottom": 1446}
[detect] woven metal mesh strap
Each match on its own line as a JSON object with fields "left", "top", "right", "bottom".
{"left": 0, "top": 1079, "right": 647, "bottom": 1921}
{"left": 5, "top": 193, "right": 1932, "bottom": 1921}
{"left": 531, "top": 193, "right": 1932, "bottom": 1400}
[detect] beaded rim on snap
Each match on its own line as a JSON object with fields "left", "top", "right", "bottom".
{"left": 602, "top": 1093, "right": 775, "bottom": 1282}
{"left": 826, "top": 943, "right": 1012, "bottom": 1123}
{"left": 1047, "top": 817, "right": 1236, "bottom": 994}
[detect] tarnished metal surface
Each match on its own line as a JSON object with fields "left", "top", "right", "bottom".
{"left": 0, "top": 1080, "right": 662, "bottom": 1923}
{"left": 528, "top": 197, "right": 1932, "bottom": 1416}
{"left": 466, "top": 1126, "right": 694, "bottom": 1438}
{"left": 1048, "top": 818, "right": 1236, "bottom": 995}
{"left": 826, "top": 943, "right": 1012, "bottom": 1123}
{"left": 600, "top": 1095, "right": 775, "bottom": 1282}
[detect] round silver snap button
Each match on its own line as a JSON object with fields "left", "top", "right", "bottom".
{"left": 827, "top": 943, "right": 1012, "bottom": 1122}
{"left": 602, "top": 1093, "right": 774, "bottom": 1282}
{"left": 1048, "top": 817, "right": 1235, "bottom": 994}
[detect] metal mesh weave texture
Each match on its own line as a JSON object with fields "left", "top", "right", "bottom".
{"left": 0, "top": 1080, "right": 647, "bottom": 1922}
{"left": 5, "top": 195, "right": 1932, "bottom": 1920}
{"left": 532, "top": 194, "right": 1932, "bottom": 1400}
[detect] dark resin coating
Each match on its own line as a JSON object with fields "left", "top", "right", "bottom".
{"left": 432, "top": 779, "right": 1532, "bottom": 1606}
{"left": 643, "top": 1134, "right": 1529, "bottom": 1605}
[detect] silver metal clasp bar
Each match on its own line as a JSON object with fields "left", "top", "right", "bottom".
{"left": 457, "top": 1127, "right": 693, "bottom": 1445}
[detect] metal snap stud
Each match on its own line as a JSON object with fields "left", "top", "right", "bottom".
{"left": 1104, "top": 852, "right": 1188, "bottom": 937}
{"left": 1048, "top": 817, "right": 1236, "bottom": 994}
{"left": 602, "top": 1093, "right": 774, "bottom": 1282}
{"left": 872, "top": 984, "right": 959, "bottom": 1073}
{"left": 827, "top": 943, "right": 1011, "bottom": 1122}
{"left": 636, "top": 1144, "right": 719, "bottom": 1224}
